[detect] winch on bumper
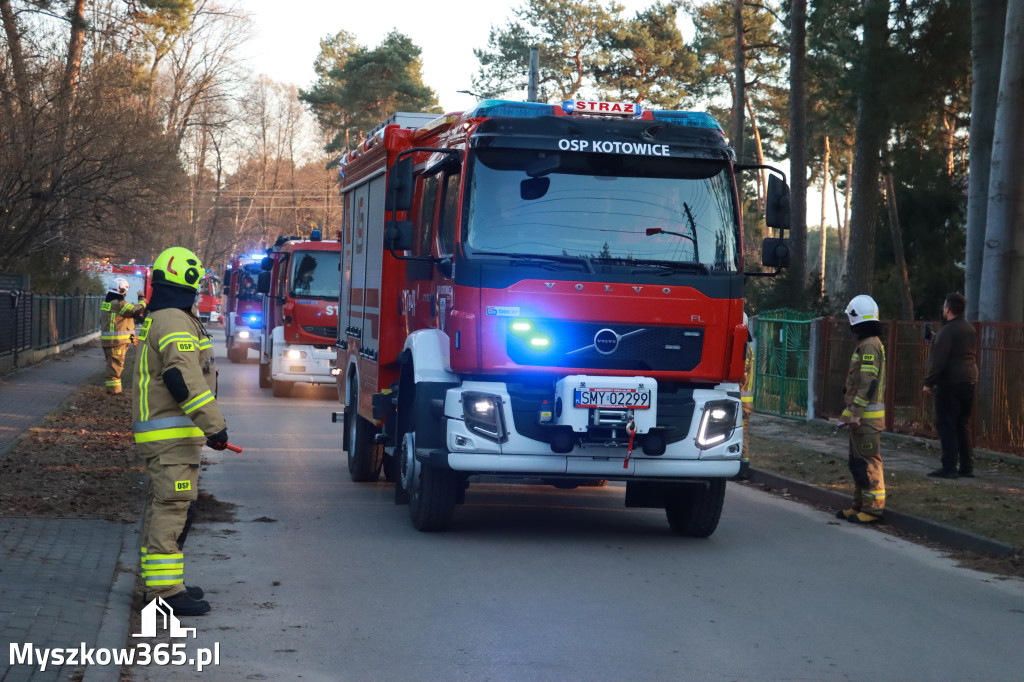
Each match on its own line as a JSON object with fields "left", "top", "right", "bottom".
{"left": 421, "top": 375, "right": 743, "bottom": 478}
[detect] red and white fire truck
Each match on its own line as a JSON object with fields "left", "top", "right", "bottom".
{"left": 256, "top": 232, "right": 341, "bottom": 397}
{"left": 83, "top": 262, "right": 152, "bottom": 302}
{"left": 222, "top": 254, "right": 264, "bottom": 363}
{"left": 196, "top": 272, "right": 222, "bottom": 324}
{"left": 335, "top": 100, "right": 790, "bottom": 534}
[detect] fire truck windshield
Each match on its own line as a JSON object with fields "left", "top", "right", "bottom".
{"left": 464, "top": 149, "right": 739, "bottom": 272}
{"left": 288, "top": 250, "right": 340, "bottom": 299}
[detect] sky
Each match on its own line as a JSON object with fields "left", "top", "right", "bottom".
{"left": 239, "top": 0, "right": 693, "bottom": 113}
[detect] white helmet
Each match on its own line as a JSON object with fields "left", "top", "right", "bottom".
{"left": 845, "top": 294, "right": 879, "bottom": 326}
{"left": 108, "top": 277, "right": 129, "bottom": 296}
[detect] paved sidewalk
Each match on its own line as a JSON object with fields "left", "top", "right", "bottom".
{"left": 1, "top": 344, "right": 134, "bottom": 682}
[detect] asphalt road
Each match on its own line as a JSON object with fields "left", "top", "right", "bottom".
{"left": 127, "top": 333, "right": 1024, "bottom": 681}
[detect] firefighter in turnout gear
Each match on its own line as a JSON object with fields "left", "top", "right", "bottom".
{"left": 837, "top": 295, "right": 887, "bottom": 524}
{"left": 133, "top": 246, "right": 227, "bottom": 616}
{"left": 101, "top": 277, "right": 145, "bottom": 394}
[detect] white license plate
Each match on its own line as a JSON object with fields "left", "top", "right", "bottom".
{"left": 573, "top": 388, "right": 651, "bottom": 410}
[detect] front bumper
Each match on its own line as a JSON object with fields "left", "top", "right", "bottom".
{"left": 271, "top": 345, "right": 336, "bottom": 385}
{"left": 426, "top": 377, "right": 743, "bottom": 479}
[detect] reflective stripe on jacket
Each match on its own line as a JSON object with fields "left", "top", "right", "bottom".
{"left": 843, "top": 336, "right": 886, "bottom": 428}
{"left": 100, "top": 299, "right": 144, "bottom": 347}
{"left": 132, "top": 308, "right": 225, "bottom": 453}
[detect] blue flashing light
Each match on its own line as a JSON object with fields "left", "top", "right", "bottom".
{"left": 311, "top": 229, "right": 322, "bottom": 241}
{"left": 244, "top": 313, "right": 262, "bottom": 328}
{"left": 648, "top": 111, "right": 724, "bottom": 132}
{"left": 249, "top": 253, "right": 264, "bottom": 261}
{"left": 467, "top": 100, "right": 557, "bottom": 119}
{"left": 529, "top": 336, "right": 551, "bottom": 348}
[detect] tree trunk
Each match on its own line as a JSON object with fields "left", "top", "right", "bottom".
{"left": 978, "top": 0, "right": 1024, "bottom": 322}
{"left": 788, "top": 0, "right": 808, "bottom": 290}
{"left": 882, "top": 164, "right": 914, "bottom": 319}
{"left": 732, "top": 0, "right": 745, "bottom": 163}
{"left": 819, "top": 135, "right": 830, "bottom": 297}
{"left": 843, "top": 0, "right": 889, "bottom": 300}
{"left": 745, "top": 96, "right": 766, "bottom": 211}
{"left": 965, "top": 0, "right": 1008, "bottom": 320}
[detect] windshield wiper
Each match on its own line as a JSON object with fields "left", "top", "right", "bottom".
{"left": 628, "top": 260, "right": 711, "bottom": 276}
{"left": 470, "top": 251, "right": 595, "bottom": 273}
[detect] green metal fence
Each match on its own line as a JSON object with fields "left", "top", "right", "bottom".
{"left": 753, "top": 309, "right": 817, "bottom": 420}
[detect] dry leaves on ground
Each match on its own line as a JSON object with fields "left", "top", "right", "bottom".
{"left": 0, "top": 383, "right": 145, "bottom": 522}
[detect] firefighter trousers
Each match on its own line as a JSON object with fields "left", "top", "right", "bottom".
{"left": 140, "top": 444, "right": 200, "bottom": 600}
{"left": 103, "top": 345, "right": 128, "bottom": 394}
{"left": 848, "top": 423, "right": 885, "bottom": 517}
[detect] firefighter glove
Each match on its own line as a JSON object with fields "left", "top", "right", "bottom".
{"left": 206, "top": 428, "right": 228, "bottom": 451}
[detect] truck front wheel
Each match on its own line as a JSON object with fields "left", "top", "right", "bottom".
{"left": 272, "top": 379, "right": 292, "bottom": 397}
{"left": 665, "top": 479, "right": 726, "bottom": 538}
{"left": 258, "top": 361, "right": 271, "bottom": 388}
{"left": 401, "top": 432, "right": 457, "bottom": 531}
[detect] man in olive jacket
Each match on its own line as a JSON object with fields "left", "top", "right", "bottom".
{"left": 923, "top": 292, "right": 978, "bottom": 479}
{"left": 133, "top": 246, "right": 228, "bottom": 616}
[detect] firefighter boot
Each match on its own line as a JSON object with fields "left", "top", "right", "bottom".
{"left": 162, "top": 590, "right": 211, "bottom": 616}
{"left": 847, "top": 511, "right": 881, "bottom": 524}
{"left": 835, "top": 508, "right": 859, "bottom": 520}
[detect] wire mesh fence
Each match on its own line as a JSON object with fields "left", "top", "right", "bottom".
{"left": 812, "top": 317, "right": 1024, "bottom": 455}
{"left": 0, "top": 290, "right": 101, "bottom": 358}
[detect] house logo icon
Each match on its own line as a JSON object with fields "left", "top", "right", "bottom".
{"left": 133, "top": 597, "right": 197, "bottom": 638}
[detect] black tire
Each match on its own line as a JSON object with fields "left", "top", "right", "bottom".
{"left": 272, "top": 379, "right": 292, "bottom": 397}
{"left": 258, "top": 361, "right": 271, "bottom": 388}
{"left": 410, "top": 462, "right": 459, "bottom": 532}
{"left": 347, "top": 386, "right": 382, "bottom": 482}
{"left": 400, "top": 432, "right": 457, "bottom": 531}
{"left": 665, "top": 479, "right": 726, "bottom": 538}
{"left": 227, "top": 344, "right": 246, "bottom": 363}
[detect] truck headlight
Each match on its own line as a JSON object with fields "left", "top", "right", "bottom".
{"left": 285, "top": 349, "right": 307, "bottom": 360}
{"left": 462, "top": 391, "right": 508, "bottom": 443}
{"left": 695, "top": 400, "right": 738, "bottom": 449}
{"left": 238, "top": 330, "right": 251, "bottom": 339}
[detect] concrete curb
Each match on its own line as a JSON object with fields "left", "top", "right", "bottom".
{"left": 748, "top": 467, "right": 1021, "bottom": 558}
{"left": 83, "top": 518, "right": 141, "bottom": 682}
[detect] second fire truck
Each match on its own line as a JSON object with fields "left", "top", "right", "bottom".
{"left": 256, "top": 232, "right": 341, "bottom": 397}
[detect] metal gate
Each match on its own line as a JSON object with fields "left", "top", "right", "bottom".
{"left": 754, "top": 309, "right": 817, "bottom": 420}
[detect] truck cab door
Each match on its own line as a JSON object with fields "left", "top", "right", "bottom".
{"left": 433, "top": 169, "right": 461, "bottom": 334}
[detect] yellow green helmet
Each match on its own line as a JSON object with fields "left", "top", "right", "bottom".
{"left": 153, "top": 246, "right": 204, "bottom": 291}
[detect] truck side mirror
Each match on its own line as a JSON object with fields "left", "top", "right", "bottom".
{"left": 256, "top": 271, "right": 271, "bottom": 294}
{"left": 260, "top": 257, "right": 273, "bottom": 271}
{"left": 385, "top": 220, "right": 414, "bottom": 251}
{"left": 386, "top": 157, "right": 414, "bottom": 212}
{"left": 766, "top": 175, "right": 791, "bottom": 231}
{"left": 761, "top": 238, "right": 791, "bottom": 269}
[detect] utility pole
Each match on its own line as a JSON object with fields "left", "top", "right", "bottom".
{"left": 527, "top": 47, "right": 539, "bottom": 102}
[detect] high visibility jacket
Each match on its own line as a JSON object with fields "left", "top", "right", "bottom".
{"left": 100, "top": 299, "right": 145, "bottom": 347}
{"left": 741, "top": 343, "right": 755, "bottom": 415}
{"left": 132, "top": 308, "right": 225, "bottom": 459}
{"left": 842, "top": 335, "right": 886, "bottom": 429}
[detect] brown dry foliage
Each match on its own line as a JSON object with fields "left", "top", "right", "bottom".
{"left": 0, "top": 381, "right": 144, "bottom": 522}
